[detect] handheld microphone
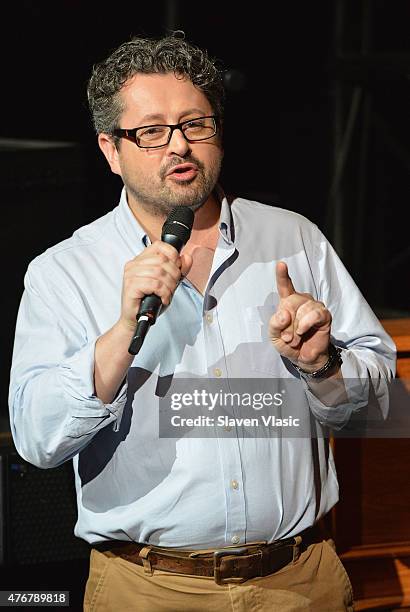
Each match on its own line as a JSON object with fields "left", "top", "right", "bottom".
{"left": 128, "top": 206, "right": 195, "bottom": 355}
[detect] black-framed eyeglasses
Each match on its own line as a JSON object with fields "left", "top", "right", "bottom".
{"left": 112, "top": 115, "right": 218, "bottom": 149}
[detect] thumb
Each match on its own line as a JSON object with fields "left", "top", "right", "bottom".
{"left": 180, "top": 253, "right": 193, "bottom": 277}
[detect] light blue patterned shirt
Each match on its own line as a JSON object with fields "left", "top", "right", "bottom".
{"left": 9, "top": 187, "right": 395, "bottom": 548}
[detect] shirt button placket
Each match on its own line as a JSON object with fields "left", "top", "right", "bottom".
{"left": 203, "top": 301, "right": 245, "bottom": 545}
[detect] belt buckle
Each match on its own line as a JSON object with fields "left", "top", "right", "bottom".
{"left": 213, "top": 547, "right": 249, "bottom": 585}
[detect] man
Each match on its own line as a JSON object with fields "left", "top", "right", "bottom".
{"left": 9, "top": 34, "right": 395, "bottom": 611}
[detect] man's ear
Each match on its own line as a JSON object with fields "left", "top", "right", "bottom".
{"left": 98, "top": 133, "right": 122, "bottom": 176}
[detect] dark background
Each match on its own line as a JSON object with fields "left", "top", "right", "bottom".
{"left": 1, "top": 0, "right": 409, "bottom": 607}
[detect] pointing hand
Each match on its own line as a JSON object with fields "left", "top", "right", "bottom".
{"left": 269, "top": 261, "right": 332, "bottom": 372}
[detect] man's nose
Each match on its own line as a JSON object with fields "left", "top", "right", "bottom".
{"left": 166, "top": 127, "right": 190, "bottom": 156}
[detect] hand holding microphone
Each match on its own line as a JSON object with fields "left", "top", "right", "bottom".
{"left": 120, "top": 207, "right": 194, "bottom": 355}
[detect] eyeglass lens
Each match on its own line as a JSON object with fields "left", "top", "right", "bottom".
{"left": 137, "top": 117, "right": 216, "bottom": 147}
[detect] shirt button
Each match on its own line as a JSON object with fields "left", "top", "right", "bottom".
{"left": 214, "top": 368, "right": 222, "bottom": 377}
{"left": 231, "top": 480, "right": 239, "bottom": 490}
{"left": 231, "top": 535, "right": 240, "bottom": 544}
{"left": 205, "top": 313, "right": 213, "bottom": 324}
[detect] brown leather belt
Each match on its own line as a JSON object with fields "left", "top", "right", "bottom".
{"left": 94, "top": 525, "right": 324, "bottom": 585}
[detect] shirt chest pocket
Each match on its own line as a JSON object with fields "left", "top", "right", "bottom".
{"left": 243, "top": 305, "right": 282, "bottom": 375}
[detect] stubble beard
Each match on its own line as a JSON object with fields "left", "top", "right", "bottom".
{"left": 124, "top": 154, "right": 223, "bottom": 218}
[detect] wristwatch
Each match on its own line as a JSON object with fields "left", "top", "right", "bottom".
{"left": 292, "top": 343, "right": 343, "bottom": 379}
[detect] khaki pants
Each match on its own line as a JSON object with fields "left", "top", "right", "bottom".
{"left": 84, "top": 539, "right": 354, "bottom": 611}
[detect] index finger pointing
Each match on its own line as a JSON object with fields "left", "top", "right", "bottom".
{"left": 276, "top": 261, "right": 296, "bottom": 299}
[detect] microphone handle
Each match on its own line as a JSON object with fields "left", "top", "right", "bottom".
{"left": 128, "top": 317, "right": 151, "bottom": 356}
{"left": 128, "top": 234, "right": 185, "bottom": 355}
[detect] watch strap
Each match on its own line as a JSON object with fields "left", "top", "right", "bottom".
{"left": 293, "top": 343, "right": 343, "bottom": 379}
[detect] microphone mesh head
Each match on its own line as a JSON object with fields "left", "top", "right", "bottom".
{"left": 161, "top": 207, "right": 194, "bottom": 244}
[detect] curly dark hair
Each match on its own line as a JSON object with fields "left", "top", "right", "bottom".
{"left": 87, "top": 33, "right": 225, "bottom": 140}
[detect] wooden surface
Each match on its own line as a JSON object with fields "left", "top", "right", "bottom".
{"left": 381, "top": 319, "right": 410, "bottom": 379}
{"left": 335, "top": 318, "right": 410, "bottom": 611}
{"left": 380, "top": 319, "right": 410, "bottom": 353}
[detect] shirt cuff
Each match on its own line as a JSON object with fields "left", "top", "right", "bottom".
{"left": 302, "top": 348, "right": 371, "bottom": 430}
{"left": 59, "top": 338, "right": 128, "bottom": 432}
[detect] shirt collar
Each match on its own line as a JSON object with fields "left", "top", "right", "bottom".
{"left": 117, "top": 187, "right": 148, "bottom": 249}
{"left": 117, "top": 184, "right": 235, "bottom": 249}
{"left": 215, "top": 185, "right": 235, "bottom": 245}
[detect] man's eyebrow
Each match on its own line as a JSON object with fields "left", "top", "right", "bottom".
{"left": 137, "top": 108, "right": 209, "bottom": 125}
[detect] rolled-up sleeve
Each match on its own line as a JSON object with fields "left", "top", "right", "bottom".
{"left": 9, "top": 264, "right": 127, "bottom": 468}
{"left": 302, "top": 227, "right": 396, "bottom": 429}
